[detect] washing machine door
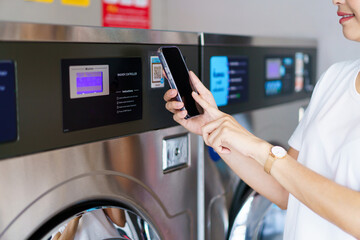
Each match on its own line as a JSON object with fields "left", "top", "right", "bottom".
{"left": 31, "top": 201, "right": 160, "bottom": 240}
{"left": 228, "top": 182, "right": 286, "bottom": 240}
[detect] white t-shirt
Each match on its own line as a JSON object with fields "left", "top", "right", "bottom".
{"left": 284, "top": 59, "right": 360, "bottom": 240}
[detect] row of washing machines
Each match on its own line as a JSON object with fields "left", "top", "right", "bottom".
{"left": 0, "top": 22, "right": 316, "bottom": 240}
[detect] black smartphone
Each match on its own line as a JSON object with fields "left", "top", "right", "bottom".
{"left": 157, "top": 46, "right": 201, "bottom": 119}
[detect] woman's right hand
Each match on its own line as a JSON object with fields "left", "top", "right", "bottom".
{"left": 164, "top": 71, "right": 224, "bottom": 135}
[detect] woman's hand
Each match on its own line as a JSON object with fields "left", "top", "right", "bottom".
{"left": 202, "top": 114, "right": 271, "bottom": 165}
{"left": 164, "top": 71, "right": 224, "bottom": 135}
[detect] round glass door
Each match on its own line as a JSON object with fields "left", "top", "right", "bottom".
{"left": 36, "top": 206, "right": 160, "bottom": 240}
{"left": 228, "top": 192, "right": 286, "bottom": 240}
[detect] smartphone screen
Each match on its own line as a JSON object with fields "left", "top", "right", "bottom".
{"left": 159, "top": 47, "right": 200, "bottom": 118}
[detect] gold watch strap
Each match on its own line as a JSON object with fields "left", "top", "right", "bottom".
{"left": 264, "top": 152, "right": 276, "bottom": 174}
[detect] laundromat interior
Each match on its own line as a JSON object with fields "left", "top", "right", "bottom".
{"left": 0, "top": 1, "right": 359, "bottom": 240}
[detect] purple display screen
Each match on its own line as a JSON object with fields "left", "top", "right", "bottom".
{"left": 266, "top": 59, "right": 281, "bottom": 79}
{"left": 76, "top": 72, "right": 103, "bottom": 95}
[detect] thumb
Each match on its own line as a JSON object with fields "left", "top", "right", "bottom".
{"left": 192, "top": 91, "right": 210, "bottom": 109}
{"left": 192, "top": 91, "right": 221, "bottom": 117}
{"left": 189, "top": 71, "right": 208, "bottom": 96}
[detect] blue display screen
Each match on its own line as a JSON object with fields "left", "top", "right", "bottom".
{"left": 265, "top": 80, "right": 282, "bottom": 95}
{"left": 210, "top": 56, "right": 249, "bottom": 107}
{"left": 76, "top": 71, "right": 103, "bottom": 94}
{"left": 0, "top": 61, "right": 17, "bottom": 143}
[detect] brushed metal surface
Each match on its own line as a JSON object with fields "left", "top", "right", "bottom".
{"left": 201, "top": 32, "right": 317, "bottom": 47}
{"left": 0, "top": 126, "right": 198, "bottom": 240}
{"left": 0, "top": 22, "right": 317, "bottom": 47}
{"left": 0, "top": 21, "right": 198, "bottom": 45}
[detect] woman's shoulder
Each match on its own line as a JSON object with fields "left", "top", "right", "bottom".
{"left": 316, "top": 58, "right": 360, "bottom": 88}
{"left": 325, "top": 58, "right": 360, "bottom": 75}
{"left": 306, "top": 58, "right": 360, "bottom": 108}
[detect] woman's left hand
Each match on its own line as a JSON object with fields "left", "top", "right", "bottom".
{"left": 202, "top": 114, "right": 270, "bottom": 165}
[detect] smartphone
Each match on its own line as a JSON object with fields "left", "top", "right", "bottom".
{"left": 157, "top": 46, "right": 201, "bottom": 119}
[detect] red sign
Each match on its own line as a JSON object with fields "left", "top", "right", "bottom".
{"left": 102, "top": 0, "right": 151, "bottom": 29}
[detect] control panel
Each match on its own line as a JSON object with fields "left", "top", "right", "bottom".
{"left": 0, "top": 36, "right": 199, "bottom": 160}
{"left": 264, "top": 52, "right": 312, "bottom": 97}
{"left": 62, "top": 58, "right": 142, "bottom": 132}
{"left": 202, "top": 33, "right": 317, "bottom": 114}
{"left": 0, "top": 24, "right": 316, "bottom": 161}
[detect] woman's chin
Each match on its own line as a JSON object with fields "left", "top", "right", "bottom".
{"left": 343, "top": 27, "right": 360, "bottom": 42}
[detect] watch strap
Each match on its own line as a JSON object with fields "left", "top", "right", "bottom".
{"left": 264, "top": 152, "right": 276, "bottom": 174}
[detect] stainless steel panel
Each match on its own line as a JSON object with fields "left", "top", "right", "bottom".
{"left": 201, "top": 33, "right": 317, "bottom": 48}
{"left": 0, "top": 21, "right": 199, "bottom": 45}
{"left": 0, "top": 125, "right": 198, "bottom": 240}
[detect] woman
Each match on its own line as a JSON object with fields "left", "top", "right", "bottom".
{"left": 164, "top": 0, "right": 360, "bottom": 239}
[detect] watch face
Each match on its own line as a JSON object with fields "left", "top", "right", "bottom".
{"left": 271, "top": 146, "right": 287, "bottom": 158}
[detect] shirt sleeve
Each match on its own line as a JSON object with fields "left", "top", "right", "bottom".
{"left": 288, "top": 108, "right": 308, "bottom": 151}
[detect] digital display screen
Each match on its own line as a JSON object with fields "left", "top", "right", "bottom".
{"left": 0, "top": 61, "right": 17, "bottom": 143}
{"left": 295, "top": 52, "right": 312, "bottom": 92}
{"left": 265, "top": 53, "right": 312, "bottom": 97}
{"left": 265, "top": 56, "right": 294, "bottom": 96}
{"left": 76, "top": 71, "right": 103, "bottom": 94}
{"left": 210, "top": 56, "right": 249, "bottom": 107}
{"left": 266, "top": 59, "right": 282, "bottom": 79}
{"left": 69, "top": 65, "right": 109, "bottom": 99}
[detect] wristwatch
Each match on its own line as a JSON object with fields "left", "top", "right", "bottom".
{"left": 264, "top": 146, "right": 287, "bottom": 174}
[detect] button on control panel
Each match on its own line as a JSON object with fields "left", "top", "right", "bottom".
{"left": 162, "top": 134, "right": 189, "bottom": 173}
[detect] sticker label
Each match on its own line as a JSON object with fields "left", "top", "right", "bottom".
{"left": 61, "top": 0, "right": 90, "bottom": 7}
{"left": 102, "top": 0, "right": 150, "bottom": 28}
{"left": 150, "top": 56, "right": 164, "bottom": 88}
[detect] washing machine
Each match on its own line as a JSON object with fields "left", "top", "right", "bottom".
{"left": 199, "top": 33, "right": 317, "bottom": 240}
{"left": 0, "top": 22, "right": 202, "bottom": 240}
